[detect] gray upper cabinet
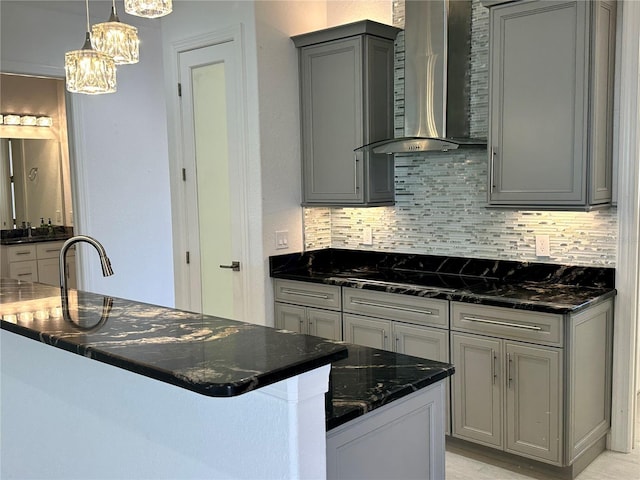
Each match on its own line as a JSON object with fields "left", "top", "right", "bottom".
{"left": 486, "top": 0, "right": 616, "bottom": 209}
{"left": 293, "top": 21, "right": 399, "bottom": 206}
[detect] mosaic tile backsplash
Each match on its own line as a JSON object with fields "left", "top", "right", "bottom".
{"left": 302, "top": 0, "right": 618, "bottom": 267}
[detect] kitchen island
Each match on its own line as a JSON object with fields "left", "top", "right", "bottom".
{"left": 0, "top": 278, "right": 453, "bottom": 479}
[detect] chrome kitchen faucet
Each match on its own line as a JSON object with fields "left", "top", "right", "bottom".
{"left": 59, "top": 235, "right": 114, "bottom": 292}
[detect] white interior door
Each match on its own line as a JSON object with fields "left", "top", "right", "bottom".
{"left": 178, "top": 42, "right": 246, "bottom": 321}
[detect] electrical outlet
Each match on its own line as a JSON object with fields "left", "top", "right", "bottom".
{"left": 275, "top": 230, "right": 289, "bottom": 250}
{"left": 535, "top": 234, "right": 550, "bottom": 257}
{"left": 362, "top": 227, "right": 373, "bottom": 245}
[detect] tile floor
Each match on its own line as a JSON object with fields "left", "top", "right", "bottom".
{"left": 446, "top": 398, "right": 640, "bottom": 480}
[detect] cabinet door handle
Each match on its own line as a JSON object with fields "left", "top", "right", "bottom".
{"left": 354, "top": 154, "right": 360, "bottom": 192}
{"left": 462, "top": 316, "right": 542, "bottom": 331}
{"left": 507, "top": 352, "right": 513, "bottom": 389}
{"left": 491, "top": 349, "right": 497, "bottom": 385}
{"left": 351, "top": 299, "right": 433, "bottom": 316}
{"left": 281, "top": 288, "right": 329, "bottom": 300}
{"left": 490, "top": 148, "right": 497, "bottom": 193}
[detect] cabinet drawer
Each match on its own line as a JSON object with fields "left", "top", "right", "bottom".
{"left": 7, "top": 244, "right": 36, "bottom": 262}
{"left": 343, "top": 287, "right": 448, "bottom": 328}
{"left": 36, "top": 241, "right": 66, "bottom": 259}
{"left": 9, "top": 260, "right": 38, "bottom": 282}
{"left": 451, "top": 302, "right": 562, "bottom": 347}
{"left": 274, "top": 279, "right": 341, "bottom": 310}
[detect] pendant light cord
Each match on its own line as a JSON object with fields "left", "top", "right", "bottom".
{"left": 85, "top": 0, "right": 90, "bottom": 32}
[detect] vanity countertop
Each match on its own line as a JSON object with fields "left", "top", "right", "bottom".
{"left": 0, "top": 279, "right": 348, "bottom": 398}
{"left": 270, "top": 249, "right": 616, "bottom": 314}
{"left": 0, "top": 226, "right": 74, "bottom": 245}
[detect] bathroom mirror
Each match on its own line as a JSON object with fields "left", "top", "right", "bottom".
{"left": 0, "top": 73, "right": 74, "bottom": 230}
{"left": 0, "top": 138, "right": 67, "bottom": 228}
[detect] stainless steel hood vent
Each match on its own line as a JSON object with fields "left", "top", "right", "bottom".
{"left": 357, "top": 0, "right": 486, "bottom": 154}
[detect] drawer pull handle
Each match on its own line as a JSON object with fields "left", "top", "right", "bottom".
{"left": 281, "top": 288, "right": 329, "bottom": 300}
{"left": 15, "top": 251, "right": 32, "bottom": 256}
{"left": 17, "top": 273, "right": 32, "bottom": 277}
{"left": 44, "top": 249, "right": 60, "bottom": 253}
{"left": 463, "top": 316, "right": 542, "bottom": 331}
{"left": 351, "top": 299, "right": 433, "bottom": 316}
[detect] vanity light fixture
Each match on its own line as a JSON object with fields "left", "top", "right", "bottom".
{"left": 3, "top": 114, "right": 20, "bottom": 125}
{"left": 1, "top": 115, "right": 54, "bottom": 127}
{"left": 20, "top": 115, "right": 37, "bottom": 126}
{"left": 124, "top": 0, "right": 172, "bottom": 19}
{"left": 65, "top": 0, "right": 116, "bottom": 94}
{"left": 36, "top": 116, "right": 53, "bottom": 127}
{"left": 92, "top": 0, "right": 140, "bottom": 65}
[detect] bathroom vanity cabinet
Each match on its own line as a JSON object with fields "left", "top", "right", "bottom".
{"left": 0, "top": 240, "right": 75, "bottom": 288}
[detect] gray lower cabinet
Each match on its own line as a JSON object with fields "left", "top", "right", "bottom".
{"left": 486, "top": 0, "right": 616, "bottom": 209}
{"left": 275, "top": 303, "right": 342, "bottom": 340}
{"left": 451, "top": 299, "right": 613, "bottom": 469}
{"left": 273, "top": 279, "right": 342, "bottom": 341}
{"left": 326, "top": 381, "right": 447, "bottom": 480}
{"left": 292, "top": 21, "right": 399, "bottom": 206}
{"left": 452, "top": 332, "right": 562, "bottom": 463}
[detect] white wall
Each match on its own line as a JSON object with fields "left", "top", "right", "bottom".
{"left": 0, "top": 1, "right": 175, "bottom": 307}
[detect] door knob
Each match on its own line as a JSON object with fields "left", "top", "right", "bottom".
{"left": 219, "top": 261, "right": 240, "bottom": 272}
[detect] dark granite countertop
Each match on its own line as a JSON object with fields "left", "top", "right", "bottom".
{"left": 270, "top": 249, "right": 616, "bottom": 314}
{"left": 0, "top": 279, "right": 348, "bottom": 398}
{"left": 327, "top": 344, "right": 453, "bottom": 430}
{"left": 0, "top": 278, "right": 454, "bottom": 430}
{"left": 1, "top": 226, "right": 74, "bottom": 245}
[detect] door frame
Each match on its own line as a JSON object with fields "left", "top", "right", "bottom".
{"left": 166, "top": 27, "right": 252, "bottom": 316}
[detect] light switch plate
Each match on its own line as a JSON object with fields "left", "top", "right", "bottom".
{"left": 275, "top": 230, "right": 289, "bottom": 250}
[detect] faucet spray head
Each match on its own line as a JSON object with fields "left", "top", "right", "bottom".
{"left": 100, "top": 255, "right": 114, "bottom": 277}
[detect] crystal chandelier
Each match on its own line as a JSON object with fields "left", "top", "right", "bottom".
{"left": 92, "top": 0, "right": 140, "bottom": 65}
{"left": 65, "top": 0, "right": 116, "bottom": 94}
{"left": 124, "top": 0, "right": 172, "bottom": 19}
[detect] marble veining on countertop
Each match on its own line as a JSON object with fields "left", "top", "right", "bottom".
{"left": 270, "top": 249, "right": 616, "bottom": 314}
{"left": 327, "top": 344, "right": 453, "bottom": 430}
{"left": 0, "top": 279, "right": 347, "bottom": 397}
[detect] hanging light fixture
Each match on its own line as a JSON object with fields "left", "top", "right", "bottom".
{"left": 65, "top": 0, "right": 116, "bottom": 94}
{"left": 124, "top": 0, "right": 172, "bottom": 19}
{"left": 92, "top": 0, "right": 139, "bottom": 65}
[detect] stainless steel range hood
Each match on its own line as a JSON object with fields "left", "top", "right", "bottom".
{"left": 357, "top": 0, "right": 486, "bottom": 154}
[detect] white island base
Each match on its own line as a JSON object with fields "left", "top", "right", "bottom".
{"left": 1, "top": 330, "right": 331, "bottom": 479}
{"left": 2, "top": 329, "right": 448, "bottom": 479}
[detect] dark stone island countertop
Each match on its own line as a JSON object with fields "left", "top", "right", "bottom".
{"left": 0, "top": 278, "right": 454, "bottom": 431}
{"left": 0, "top": 279, "right": 347, "bottom": 398}
{"left": 270, "top": 248, "right": 616, "bottom": 314}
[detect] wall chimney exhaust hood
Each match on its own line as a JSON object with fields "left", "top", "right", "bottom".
{"left": 357, "top": 0, "right": 486, "bottom": 154}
